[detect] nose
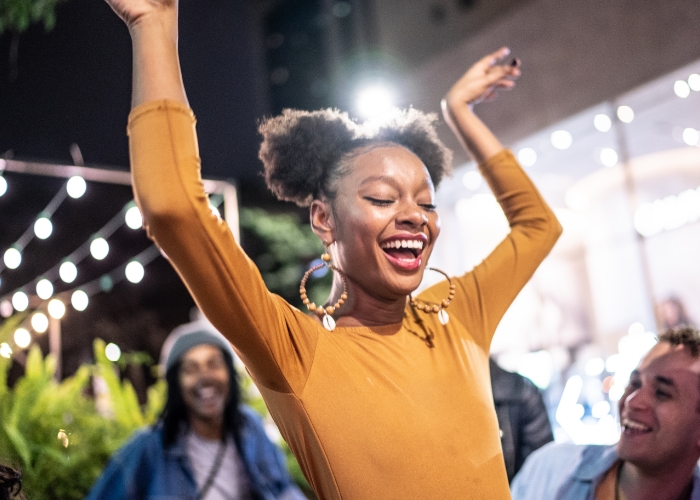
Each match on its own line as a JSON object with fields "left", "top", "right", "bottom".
{"left": 396, "top": 202, "right": 428, "bottom": 228}
{"left": 624, "top": 385, "right": 653, "bottom": 411}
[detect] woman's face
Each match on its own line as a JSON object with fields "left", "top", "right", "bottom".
{"left": 325, "top": 144, "right": 440, "bottom": 301}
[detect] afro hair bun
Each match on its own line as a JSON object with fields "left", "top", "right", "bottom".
{"left": 258, "top": 108, "right": 453, "bottom": 206}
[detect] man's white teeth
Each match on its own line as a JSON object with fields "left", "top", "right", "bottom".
{"left": 622, "top": 418, "right": 651, "bottom": 432}
{"left": 381, "top": 239, "right": 424, "bottom": 250}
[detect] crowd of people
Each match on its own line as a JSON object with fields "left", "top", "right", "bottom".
{"left": 2, "top": 0, "right": 699, "bottom": 497}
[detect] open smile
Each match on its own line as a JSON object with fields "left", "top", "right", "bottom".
{"left": 621, "top": 417, "right": 653, "bottom": 436}
{"left": 379, "top": 236, "right": 426, "bottom": 271}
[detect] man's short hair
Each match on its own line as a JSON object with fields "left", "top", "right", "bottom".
{"left": 657, "top": 326, "right": 700, "bottom": 357}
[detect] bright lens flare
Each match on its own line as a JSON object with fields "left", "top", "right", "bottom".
{"left": 66, "top": 176, "right": 87, "bottom": 199}
{"left": 48, "top": 299, "right": 66, "bottom": 319}
{"left": 356, "top": 85, "right": 395, "bottom": 121}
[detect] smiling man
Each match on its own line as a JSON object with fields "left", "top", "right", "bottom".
{"left": 88, "top": 325, "right": 305, "bottom": 500}
{"left": 511, "top": 327, "right": 700, "bottom": 500}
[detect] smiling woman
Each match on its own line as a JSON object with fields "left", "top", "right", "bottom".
{"left": 104, "top": 0, "right": 562, "bottom": 497}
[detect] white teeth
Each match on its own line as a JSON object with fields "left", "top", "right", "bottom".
{"left": 380, "top": 240, "right": 424, "bottom": 250}
{"left": 199, "top": 387, "right": 215, "bottom": 398}
{"left": 622, "top": 418, "right": 651, "bottom": 432}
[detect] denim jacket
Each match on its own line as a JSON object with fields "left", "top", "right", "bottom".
{"left": 511, "top": 443, "right": 700, "bottom": 500}
{"left": 87, "top": 405, "right": 305, "bottom": 500}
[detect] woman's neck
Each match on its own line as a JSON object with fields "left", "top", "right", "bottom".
{"left": 324, "top": 276, "right": 406, "bottom": 328}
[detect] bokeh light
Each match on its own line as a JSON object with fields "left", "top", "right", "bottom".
{"left": 48, "top": 299, "right": 66, "bottom": 319}
{"left": 59, "top": 261, "right": 78, "bottom": 283}
{"left": 34, "top": 217, "right": 53, "bottom": 240}
{"left": 593, "top": 114, "right": 612, "bottom": 132}
{"left": 12, "top": 292, "right": 29, "bottom": 312}
{"left": 550, "top": 130, "right": 573, "bottom": 150}
{"left": 14, "top": 328, "right": 31, "bottom": 349}
{"left": 36, "top": 279, "right": 54, "bottom": 300}
{"left": 600, "top": 148, "right": 618, "bottom": 167}
{"left": 4, "top": 247, "right": 21, "bottom": 269}
{"left": 71, "top": 290, "right": 89, "bottom": 311}
{"left": 66, "top": 176, "right": 87, "bottom": 199}
{"left": 125, "top": 206, "right": 143, "bottom": 229}
{"left": 616, "top": 105, "right": 634, "bottom": 123}
{"left": 517, "top": 147, "right": 537, "bottom": 167}
{"left": 105, "top": 343, "right": 121, "bottom": 362}
{"left": 31, "top": 312, "right": 49, "bottom": 333}
{"left": 125, "top": 261, "right": 145, "bottom": 283}
{"left": 90, "top": 238, "right": 109, "bottom": 260}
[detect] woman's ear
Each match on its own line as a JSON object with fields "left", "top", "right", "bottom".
{"left": 310, "top": 199, "right": 334, "bottom": 243}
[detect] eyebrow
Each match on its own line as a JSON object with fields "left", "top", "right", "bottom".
{"left": 359, "top": 175, "right": 433, "bottom": 191}
{"left": 655, "top": 375, "right": 676, "bottom": 387}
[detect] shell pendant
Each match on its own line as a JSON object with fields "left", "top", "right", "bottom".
{"left": 438, "top": 309, "right": 450, "bottom": 326}
{"left": 322, "top": 314, "right": 336, "bottom": 332}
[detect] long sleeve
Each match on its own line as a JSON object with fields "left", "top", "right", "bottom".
{"left": 128, "top": 100, "right": 318, "bottom": 393}
{"left": 419, "top": 149, "right": 562, "bottom": 349}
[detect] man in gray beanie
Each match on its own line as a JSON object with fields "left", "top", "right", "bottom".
{"left": 88, "top": 321, "right": 306, "bottom": 500}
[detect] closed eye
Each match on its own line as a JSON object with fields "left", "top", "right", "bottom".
{"left": 420, "top": 203, "right": 437, "bottom": 211}
{"left": 364, "top": 197, "right": 394, "bottom": 206}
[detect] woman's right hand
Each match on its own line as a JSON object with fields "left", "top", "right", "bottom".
{"left": 104, "top": 0, "right": 176, "bottom": 30}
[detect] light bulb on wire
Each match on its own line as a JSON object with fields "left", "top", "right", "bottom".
{"left": 59, "top": 261, "right": 78, "bottom": 283}
{"left": 90, "top": 238, "right": 109, "bottom": 260}
{"left": 66, "top": 176, "right": 87, "bottom": 199}
{"left": 48, "top": 299, "right": 66, "bottom": 319}
{"left": 36, "top": 279, "right": 54, "bottom": 300}
{"left": 12, "top": 292, "right": 29, "bottom": 312}
{"left": 125, "top": 206, "right": 143, "bottom": 229}
{"left": 4, "top": 247, "right": 21, "bottom": 269}
{"left": 31, "top": 312, "right": 49, "bottom": 333}
{"left": 0, "top": 176, "right": 7, "bottom": 197}
{"left": 14, "top": 328, "right": 31, "bottom": 349}
{"left": 34, "top": 217, "right": 53, "bottom": 240}
{"left": 71, "top": 290, "right": 89, "bottom": 311}
{"left": 125, "top": 261, "right": 145, "bottom": 283}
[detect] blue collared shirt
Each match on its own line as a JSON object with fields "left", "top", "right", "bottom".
{"left": 511, "top": 443, "right": 700, "bottom": 500}
{"left": 87, "top": 405, "right": 305, "bottom": 500}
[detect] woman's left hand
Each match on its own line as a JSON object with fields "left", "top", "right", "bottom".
{"left": 443, "top": 47, "right": 521, "bottom": 112}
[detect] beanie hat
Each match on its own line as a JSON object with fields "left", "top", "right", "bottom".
{"left": 164, "top": 328, "right": 235, "bottom": 374}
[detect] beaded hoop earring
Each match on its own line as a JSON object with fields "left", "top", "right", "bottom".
{"left": 299, "top": 245, "right": 348, "bottom": 332}
{"left": 408, "top": 267, "right": 455, "bottom": 325}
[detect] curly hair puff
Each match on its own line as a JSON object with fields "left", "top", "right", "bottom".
{"left": 258, "top": 108, "right": 453, "bottom": 206}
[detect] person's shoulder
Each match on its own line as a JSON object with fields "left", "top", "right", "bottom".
{"left": 114, "top": 425, "right": 163, "bottom": 458}
{"left": 511, "top": 443, "right": 585, "bottom": 499}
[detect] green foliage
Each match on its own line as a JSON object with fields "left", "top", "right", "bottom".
{"left": 240, "top": 207, "right": 331, "bottom": 306}
{"left": 0, "top": 0, "right": 68, "bottom": 34}
{"left": 0, "top": 339, "right": 165, "bottom": 500}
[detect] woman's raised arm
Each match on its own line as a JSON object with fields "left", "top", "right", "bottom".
{"left": 105, "top": 0, "right": 187, "bottom": 108}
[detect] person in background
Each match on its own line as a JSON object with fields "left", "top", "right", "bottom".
{"left": 0, "top": 464, "right": 24, "bottom": 500}
{"left": 490, "top": 358, "right": 553, "bottom": 482}
{"left": 658, "top": 296, "right": 695, "bottom": 331}
{"left": 511, "top": 327, "right": 700, "bottom": 500}
{"left": 87, "top": 324, "right": 306, "bottom": 500}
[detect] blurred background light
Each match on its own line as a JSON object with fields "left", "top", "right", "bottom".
{"left": 0, "top": 300, "right": 13, "bottom": 318}
{"left": 593, "top": 114, "right": 612, "bottom": 132}
{"left": 125, "top": 206, "right": 143, "bottom": 229}
{"left": 462, "top": 171, "right": 482, "bottom": 190}
{"left": 689, "top": 73, "right": 700, "bottom": 91}
{"left": 517, "top": 147, "right": 537, "bottom": 167}
{"left": 14, "top": 328, "right": 31, "bottom": 349}
{"left": 125, "top": 261, "right": 145, "bottom": 283}
{"left": 584, "top": 357, "right": 605, "bottom": 376}
{"left": 356, "top": 85, "right": 395, "bottom": 121}
{"left": 71, "top": 290, "right": 89, "bottom": 311}
{"left": 674, "top": 79, "right": 691, "bottom": 98}
{"left": 36, "top": 279, "right": 54, "bottom": 300}
{"left": 600, "top": 148, "right": 619, "bottom": 167}
{"left": 591, "top": 401, "right": 611, "bottom": 419}
{"left": 517, "top": 350, "right": 553, "bottom": 389}
{"left": 617, "top": 105, "right": 634, "bottom": 123}
{"left": 682, "top": 127, "right": 699, "bottom": 146}
{"left": 12, "top": 291, "right": 29, "bottom": 312}
{"left": 0, "top": 176, "right": 6, "bottom": 197}
{"left": 4, "top": 247, "right": 22, "bottom": 269}
{"left": 550, "top": 130, "right": 573, "bottom": 150}
{"left": 0, "top": 343, "right": 12, "bottom": 358}
{"left": 209, "top": 204, "right": 221, "bottom": 218}
{"left": 48, "top": 299, "right": 66, "bottom": 319}
{"left": 66, "top": 176, "right": 87, "bottom": 199}
{"left": 90, "top": 237, "right": 109, "bottom": 260}
{"left": 31, "top": 312, "right": 49, "bottom": 333}
{"left": 105, "top": 343, "right": 121, "bottom": 362}
{"left": 34, "top": 217, "right": 53, "bottom": 240}
{"left": 59, "top": 261, "right": 78, "bottom": 283}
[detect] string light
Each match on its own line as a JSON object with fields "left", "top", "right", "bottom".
{"left": 34, "top": 217, "right": 53, "bottom": 240}
{"left": 105, "top": 343, "right": 121, "bottom": 362}
{"left": 682, "top": 127, "right": 699, "bottom": 146}
{"left": 551, "top": 130, "right": 573, "bottom": 150}
{"left": 66, "top": 176, "right": 87, "bottom": 199}
{"left": 48, "top": 299, "right": 66, "bottom": 319}
{"left": 617, "top": 105, "right": 634, "bottom": 123}
{"left": 36, "top": 279, "right": 54, "bottom": 300}
{"left": 14, "top": 328, "right": 31, "bottom": 349}
{"left": 4, "top": 247, "right": 22, "bottom": 269}
{"left": 125, "top": 261, "right": 145, "bottom": 284}
{"left": 90, "top": 238, "right": 109, "bottom": 260}
{"left": 593, "top": 114, "right": 612, "bottom": 132}
{"left": 12, "top": 292, "right": 29, "bottom": 312}
{"left": 674, "top": 80, "right": 691, "bottom": 98}
{"left": 0, "top": 176, "right": 7, "bottom": 197}
{"left": 71, "top": 290, "right": 89, "bottom": 311}
{"left": 689, "top": 74, "right": 700, "bottom": 92}
{"left": 59, "top": 261, "right": 78, "bottom": 283}
{"left": 600, "top": 148, "right": 619, "bottom": 167}
{"left": 124, "top": 205, "right": 143, "bottom": 229}
{"left": 31, "top": 312, "right": 49, "bottom": 333}
{"left": 0, "top": 300, "right": 12, "bottom": 318}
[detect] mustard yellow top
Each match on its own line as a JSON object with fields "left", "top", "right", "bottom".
{"left": 128, "top": 100, "right": 562, "bottom": 500}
